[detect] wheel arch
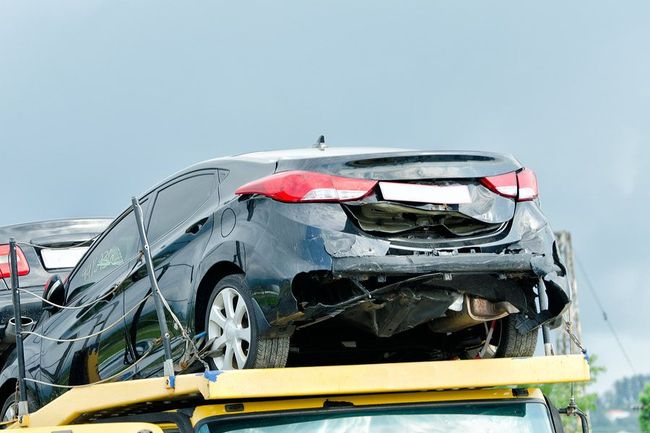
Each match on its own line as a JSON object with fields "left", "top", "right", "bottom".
{"left": 193, "top": 261, "right": 244, "bottom": 333}
{"left": 0, "top": 377, "right": 16, "bottom": 410}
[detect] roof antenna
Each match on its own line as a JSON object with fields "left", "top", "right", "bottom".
{"left": 313, "top": 135, "right": 327, "bottom": 151}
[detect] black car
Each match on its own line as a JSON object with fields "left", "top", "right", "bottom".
{"left": 0, "top": 148, "right": 569, "bottom": 414}
{"left": 0, "top": 219, "right": 111, "bottom": 360}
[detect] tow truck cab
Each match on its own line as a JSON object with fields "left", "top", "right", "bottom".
{"left": 6, "top": 355, "right": 591, "bottom": 433}
{"left": 190, "top": 387, "right": 564, "bottom": 433}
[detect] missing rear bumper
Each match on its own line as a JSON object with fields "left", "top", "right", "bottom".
{"left": 290, "top": 250, "right": 569, "bottom": 338}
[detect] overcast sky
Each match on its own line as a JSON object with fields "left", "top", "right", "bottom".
{"left": 1, "top": 1, "right": 648, "bottom": 393}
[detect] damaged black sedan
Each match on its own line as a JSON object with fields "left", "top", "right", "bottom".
{"left": 229, "top": 148, "right": 569, "bottom": 364}
{"left": 0, "top": 147, "right": 570, "bottom": 412}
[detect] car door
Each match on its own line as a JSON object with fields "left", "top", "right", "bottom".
{"left": 122, "top": 170, "right": 217, "bottom": 378}
{"left": 36, "top": 202, "right": 150, "bottom": 402}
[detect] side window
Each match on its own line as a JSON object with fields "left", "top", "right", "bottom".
{"left": 147, "top": 173, "right": 215, "bottom": 243}
{"left": 67, "top": 211, "right": 140, "bottom": 301}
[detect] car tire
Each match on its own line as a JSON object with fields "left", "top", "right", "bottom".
{"left": 494, "top": 314, "right": 538, "bottom": 358}
{"left": 203, "top": 275, "right": 289, "bottom": 370}
{"left": 0, "top": 391, "right": 34, "bottom": 422}
{"left": 1, "top": 393, "right": 16, "bottom": 422}
{"left": 462, "top": 313, "right": 538, "bottom": 359}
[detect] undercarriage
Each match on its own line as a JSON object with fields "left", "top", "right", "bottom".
{"left": 289, "top": 248, "right": 569, "bottom": 359}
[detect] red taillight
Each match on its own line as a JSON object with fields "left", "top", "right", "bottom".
{"left": 0, "top": 244, "right": 30, "bottom": 279}
{"left": 481, "top": 168, "right": 539, "bottom": 202}
{"left": 235, "top": 171, "right": 378, "bottom": 203}
{"left": 480, "top": 172, "right": 518, "bottom": 199}
{"left": 516, "top": 168, "right": 538, "bottom": 201}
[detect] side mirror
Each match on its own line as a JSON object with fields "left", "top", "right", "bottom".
{"left": 559, "top": 398, "right": 590, "bottom": 433}
{"left": 43, "top": 275, "right": 65, "bottom": 312}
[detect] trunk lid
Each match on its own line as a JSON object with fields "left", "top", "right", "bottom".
{"left": 279, "top": 149, "right": 520, "bottom": 244}
{"left": 277, "top": 150, "right": 522, "bottom": 181}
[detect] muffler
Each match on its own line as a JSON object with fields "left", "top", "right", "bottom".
{"left": 428, "top": 296, "right": 519, "bottom": 333}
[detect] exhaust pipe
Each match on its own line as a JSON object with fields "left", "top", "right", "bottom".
{"left": 428, "top": 296, "right": 519, "bottom": 333}
{"left": 0, "top": 317, "right": 35, "bottom": 348}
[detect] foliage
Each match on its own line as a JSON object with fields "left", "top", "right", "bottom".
{"left": 602, "top": 374, "right": 650, "bottom": 409}
{"left": 591, "top": 373, "right": 650, "bottom": 433}
{"left": 640, "top": 383, "right": 650, "bottom": 433}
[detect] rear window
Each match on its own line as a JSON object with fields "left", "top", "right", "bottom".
{"left": 147, "top": 173, "right": 215, "bottom": 243}
{"left": 40, "top": 247, "right": 89, "bottom": 270}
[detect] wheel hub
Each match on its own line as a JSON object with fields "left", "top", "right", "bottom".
{"left": 224, "top": 320, "right": 237, "bottom": 342}
{"left": 207, "top": 286, "right": 251, "bottom": 370}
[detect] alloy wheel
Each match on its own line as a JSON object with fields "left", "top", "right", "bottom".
{"left": 206, "top": 287, "right": 252, "bottom": 370}
{"left": 2, "top": 401, "right": 15, "bottom": 422}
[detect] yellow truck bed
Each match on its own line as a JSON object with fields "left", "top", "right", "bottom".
{"left": 16, "top": 354, "right": 589, "bottom": 428}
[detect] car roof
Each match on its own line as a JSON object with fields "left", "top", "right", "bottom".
{"left": 133, "top": 146, "right": 517, "bottom": 198}
{"left": 138, "top": 147, "right": 519, "bottom": 195}
{"left": 226, "top": 147, "right": 414, "bottom": 162}
{"left": 137, "top": 148, "right": 410, "bottom": 197}
{"left": 219, "top": 147, "right": 516, "bottom": 164}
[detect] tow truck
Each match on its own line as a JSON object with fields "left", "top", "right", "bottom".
{"left": 0, "top": 202, "right": 591, "bottom": 433}
{"left": 2, "top": 354, "right": 590, "bottom": 433}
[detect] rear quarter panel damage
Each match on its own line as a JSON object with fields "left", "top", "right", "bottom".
{"left": 201, "top": 195, "right": 569, "bottom": 338}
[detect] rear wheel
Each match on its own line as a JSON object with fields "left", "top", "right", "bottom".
{"left": 1, "top": 390, "right": 37, "bottom": 422}
{"left": 464, "top": 314, "right": 538, "bottom": 359}
{"left": 495, "top": 314, "right": 538, "bottom": 358}
{"left": 1, "top": 393, "right": 16, "bottom": 422}
{"left": 203, "top": 275, "right": 289, "bottom": 370}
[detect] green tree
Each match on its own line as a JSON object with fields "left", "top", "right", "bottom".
{"left": 595, "top": 374, "right": 650, "bottom": 433}
{"left": 602, "top": 374, "right": 650, "bottom": 409}
{"left": 640, "top": 383, "right": 650, "bottom": 433}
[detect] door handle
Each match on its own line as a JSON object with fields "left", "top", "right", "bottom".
{"left": 185, "top": 217, "right": 208, "bottom": 235}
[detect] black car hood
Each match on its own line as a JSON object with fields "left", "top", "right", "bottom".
{"left": 276, "top": 150, "right": 522, "bottom": 180}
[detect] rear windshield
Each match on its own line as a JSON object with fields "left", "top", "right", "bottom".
{"left": 197, "top": 402, "right": 553, "bottom": 433}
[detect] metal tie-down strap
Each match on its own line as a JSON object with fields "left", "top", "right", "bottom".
{"left": 537, "top": 276, "right": 554, "bottom": 356}
{"left": 8, "top": 239, "right": 29, "bottom": 421}
{"left": 132, "top": 197, "right": 176, "bottom": 386}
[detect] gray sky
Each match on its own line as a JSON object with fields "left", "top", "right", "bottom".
{"left": 1, "top": 1, "right": 648, "bottom": 392}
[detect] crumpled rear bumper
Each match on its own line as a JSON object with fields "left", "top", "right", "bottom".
{"left": 238, "top": 199, "right": 569, "bottom": 337}
{"left": 332, "top": 252, "right": 561, "bottom": 278}
{"left": 328, "top": 249, "right": 569, "bottom": 334}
